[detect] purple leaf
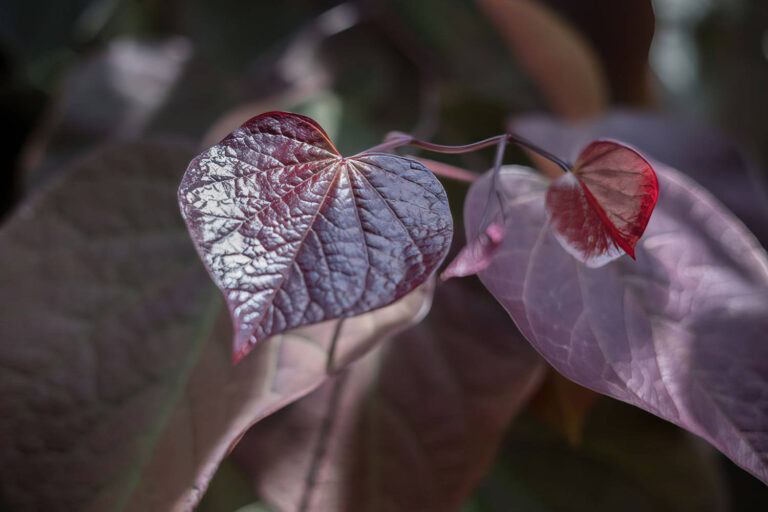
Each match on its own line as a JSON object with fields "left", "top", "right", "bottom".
{"left": 231, "top": 278, "right": 546, "bottom": 512}
{"left": 464, "top": 162, "right": 768, "bottom": 483}
{"left": 512, "top": 110, "right": 768, "bottom": 247}
{"left": 178, "top": 112, "right": 453, "bottom": 361}
{"left": 0, "top": 142, "right": 432, "bottom": 511}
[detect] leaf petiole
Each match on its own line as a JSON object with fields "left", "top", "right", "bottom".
{"left": 359, "top": 131, "right": 572, "bottom": 175}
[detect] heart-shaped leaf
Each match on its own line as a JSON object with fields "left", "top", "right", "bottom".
{"left": 546, "top": 140, "right": 658, "bottom": 267}
{"left": 464, "top": 162, "right": 768, "bottom": 484}
{"left": 178, "top": 112, "right": 453, "bottom": 360}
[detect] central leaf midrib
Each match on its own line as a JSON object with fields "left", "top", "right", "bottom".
{"left": 248, "top": 161, "right": 345, "bottom": 342}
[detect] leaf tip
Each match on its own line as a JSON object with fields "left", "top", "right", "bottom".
{"left": 232, "top": 340, "right": 248, "bottom": 364}
{"left": 441, "top": 223, "right": 505, "bottom": 280}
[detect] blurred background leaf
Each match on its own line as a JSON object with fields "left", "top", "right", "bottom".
{"left": 477, "top": 0, "right": 609, "bottom": 119}
{"left": 0, "top": 141, "right": 432, "bottom": 511}
{"left": 230, "top": 277, "right": 545, "bottom": 512}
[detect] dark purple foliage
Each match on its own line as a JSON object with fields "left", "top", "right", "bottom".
{"left": 464, "top": 161, "right": 768, "bottom": 483}
{"left": 178, "top": 112, "right": 453, "bottom": 360}
{"left": 0, "top": 142, "right": 216, "bottom": 510}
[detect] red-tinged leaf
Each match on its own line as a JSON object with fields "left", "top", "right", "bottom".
{"left": 546, "top": 140, "right": 658, "bottom": 267}
{"left": 513, "top": 111, "right": 768, "bottom": 247}
{"left": 231, "top": 278, "right": 546, "bottom": 512}
{"left": 464, "top": 161, "right": 768, "bottom": 484}
{"left": 0, "top": 142, "right": 433, "bottom": 511}
{"left": 178, "top": 111, "right": 453, "bottom": 361}
{"left": 441, "top": 222, "right": 504, "bottom": 280}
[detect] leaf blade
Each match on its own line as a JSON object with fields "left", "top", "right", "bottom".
{"left": 465, "top": 160, "right": 768, "bottom": 484}
{"left": 178, "top": 112, "right": 453, "bottom": 359}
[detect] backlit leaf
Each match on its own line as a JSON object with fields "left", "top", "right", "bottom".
{"left": 464, "top": 162, "right": 768, "bottom": 484}
{"left": 545, "top": 140, "right": 658, "bottom": 267}
{"left": 178, "top": 111, "right": 453, "bottom": 360}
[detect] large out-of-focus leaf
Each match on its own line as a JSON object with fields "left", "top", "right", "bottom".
{"left": 476, "top": 0, "right": 608, "bottom": 119}
{"left": 0, "top": 142, "right": 432, "bottom": 511}
{"left": 464, "top": 160, "right": 768, "bottom": 484}
{"left": 468, "top": 398, "right": 727, "bottom": 512}
{"left": 232, "top": 278, "right": 546, "bottom": 512}
{"left": 511, "top": 111, "right": 768, "bottom": 246}
{"left": 179, "top": 112, "right": 453, "bottom": 360}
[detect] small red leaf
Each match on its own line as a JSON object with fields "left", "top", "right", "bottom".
{"left": 545, "top": 139, "right": 658, "bottom": 267}
{"left": 178, "top": 112, "right": 453, "bottom": 360}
